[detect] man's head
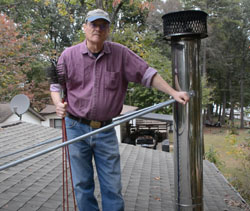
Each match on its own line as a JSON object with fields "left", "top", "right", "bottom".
{"left": 84, "top": 9, "right": 110, "bottom": 47}
{"left": 85, "top": 9, "right": 110, "bottom": 23}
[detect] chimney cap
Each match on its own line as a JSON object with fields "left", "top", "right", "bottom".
{"left": 162, "top": 10, "right": 208, "bottom": 40}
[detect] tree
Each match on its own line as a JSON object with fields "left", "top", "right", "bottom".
{"left": 0, "top": 0, "right": 86, "bottom": 51}
{"left": 0, "top": 14, "right": 46, "bottom": 104}
{"left": 238, "top": 0, "right": 250, "bottom": 128}
{"left": 0, "top": 0, "right": 181, "bottom": 111}
{"left": 112, "top": 25, "right": 173, "bottom": 113}
{"left": 184, "top": 0, "right": 250, "bottom": 127}
{"left": 146, "top": 0, "right": 182, "bottom": 33}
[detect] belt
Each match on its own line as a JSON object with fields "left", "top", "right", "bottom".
{"left": 67, "top": 113, "right": 112, "bottom": 129}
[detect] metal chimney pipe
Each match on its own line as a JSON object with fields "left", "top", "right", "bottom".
{"left": 162, "top": 10, "right": 208, "bottom": 211}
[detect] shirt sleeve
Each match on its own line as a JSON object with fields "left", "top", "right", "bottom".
{"left": 50, "top": 83, "right": 62, "bottom": 92}
{"left": 123, "top": 47, "right": 157, "bottom": 88}
{"left": 141, "top": 67, "right": 157, "bottom": 88}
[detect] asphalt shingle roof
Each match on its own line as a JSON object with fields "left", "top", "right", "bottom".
{"left": 0, "top": 122, "right": 248, "bottom": 211}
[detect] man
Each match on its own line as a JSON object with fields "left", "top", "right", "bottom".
{"left": 50, "top": 9, "right": 189, "bottom": 211}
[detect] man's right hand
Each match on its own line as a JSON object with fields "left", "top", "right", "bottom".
{"left": 55, "top": 102, "right": 67, "bottom": 118}
{"left": 51, "top": 91, "right": 67, "bottom": 118}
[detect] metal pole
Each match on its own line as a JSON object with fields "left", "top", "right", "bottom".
{"left": 0, "top": 136, "right": 61, "bottom": 159}
{"left": 113, "top": 101, "right": 169, "bottom": 121}
{"left": 172, "top": 38, "right": 203, "bottom": 211}
{"left": 162, "top": 10, "right": 208, "bottom": 211}
{"left": 0, "top": 98, "right": 177, "bottom": 171}
{"left": 0, "top": 101, "right": 171, "bottom": 159}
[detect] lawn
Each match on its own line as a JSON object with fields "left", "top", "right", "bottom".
{"left": 167, "top": 126, "right": 250, "bottom": 204}
{"left": 204, "top": 126, "right": 250, "bottom": 204}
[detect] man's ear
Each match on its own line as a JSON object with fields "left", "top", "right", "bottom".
{"left": 82, "top": 23, "right": 86, "bottom": 33}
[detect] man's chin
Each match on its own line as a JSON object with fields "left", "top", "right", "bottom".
{"left": 91, "top": 38, "right": 104, "bottom": 44}
{"left": 93, "top": 34, "right": 102, "bottom": 38}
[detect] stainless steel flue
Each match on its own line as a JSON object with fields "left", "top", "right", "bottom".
{"left": 162, "top": 10, "right": 208, "bottom": 211}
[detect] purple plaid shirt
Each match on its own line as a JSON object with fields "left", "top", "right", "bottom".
{"left": 50, "top": 40, "right": 157, "bottom": 121}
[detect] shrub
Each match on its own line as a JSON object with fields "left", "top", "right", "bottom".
{"left": 225, "top": 134, "right": 238, "bottom": 145}
{"left": 205, "top": 145, "right": 223, "bottom": 167}
{"left": 230, "top": 127, "right": 239, "bottom": 135}
{"left": 230, "top": 167, "right": 250, "bottom": 204}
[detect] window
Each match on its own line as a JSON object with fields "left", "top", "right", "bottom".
{"left": 50, "top": 119, "right": 62, "bottom": 128}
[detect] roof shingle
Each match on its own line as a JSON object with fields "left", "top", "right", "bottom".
{"left": 0, "top": 122, "right": 248, "bottom": 211}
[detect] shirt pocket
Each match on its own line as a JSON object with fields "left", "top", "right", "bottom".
{"left": 104, "top": 71, "right": 119, "bottom": 90}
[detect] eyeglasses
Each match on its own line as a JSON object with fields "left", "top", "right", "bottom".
{"left": 88, "top": 22, "right": 109, "bottom": 31}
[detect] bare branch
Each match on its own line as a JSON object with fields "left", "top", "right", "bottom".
{"left": 111, "top": 2, "right": 123, "bottom": 24}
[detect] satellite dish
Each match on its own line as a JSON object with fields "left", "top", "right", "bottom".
{"left": 10, "top": 94, "right": 30, "bottom": 119}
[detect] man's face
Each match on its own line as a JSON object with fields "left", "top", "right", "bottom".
{"left": 84, "top": 19, "right": 110, "bottom": 45}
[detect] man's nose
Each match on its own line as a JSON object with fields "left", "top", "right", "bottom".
{"left": 95, "top": 26, "right": 102, "bottom": 31}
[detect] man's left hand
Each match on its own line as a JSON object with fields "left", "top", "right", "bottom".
{"left": 173, "top": 91, "right": 190, "bottom": 105}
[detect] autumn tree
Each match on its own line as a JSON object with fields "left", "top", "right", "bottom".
{"left": 0, "top": 0, "right": 184, "bottom": 111}
{"left": 0, "top": 14, "right": 45, "bottom": 103}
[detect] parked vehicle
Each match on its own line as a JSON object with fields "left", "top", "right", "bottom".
{"left": 136, "top": 135, "right": 157, "bottom": 149}
{"left": 122, "top": 129, "right": 163, "bottom": 150}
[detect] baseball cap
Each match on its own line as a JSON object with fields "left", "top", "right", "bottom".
{"left": 85, "top": 9, "right": 110, "bottom": 23}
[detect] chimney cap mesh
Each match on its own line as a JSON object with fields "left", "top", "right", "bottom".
{"left": 162, "top": 10, "right": 208, "bottom": 39}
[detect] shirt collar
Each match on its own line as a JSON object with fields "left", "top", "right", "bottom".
{"left": 81, "top": 40, "right": 111, "bottom": 55}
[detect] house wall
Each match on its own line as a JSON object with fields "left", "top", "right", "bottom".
{"left": 115, "top": 125, "right": 121, "bottom": 143}
{"left": 115, "top": 122, "right": 133, "bottom": 143}
{"left": 1, "top": 112, "right": 41, "bottom": 125}
{"left": 41, "top": 113, "right": 60, "bottom": 127}
{"left": 22, "top": 112, "right": 41, "bottom": 125}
